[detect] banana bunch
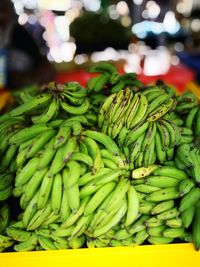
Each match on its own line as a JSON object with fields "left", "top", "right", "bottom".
{"left": 86, "top": 166, "right": 190, "bottom": 247}
{"left": 98, "top": 85, "right": 175, "bottom": 137}
{"left": 10, "top": 123, "right": 129, "bottom": 237}
{"left": 87, "top": 62, "right": 142, "bottom": 94}
{"left": 175, "top": 143, "right": 200, "bottom": 185}
{"left": 86, "top": 61, "right": 143, "bottom": 115}
{"left": 0, "top": 81, "right": 90, "bottom": 127}
{"left": 5, "top": 221, "right": 86, "bottom": 251}
{"left": 175, "top": 92, "right": 198, "bottom": 115}
{"left": 98, "top": 85, "right": 177, "bottom": 165}
{"left": 130, "top": 165, "right": 194, "bottom": 245}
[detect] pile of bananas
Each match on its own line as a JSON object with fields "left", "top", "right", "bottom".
{"left": 0, "top": 62, "right": 200, "bottom": 253}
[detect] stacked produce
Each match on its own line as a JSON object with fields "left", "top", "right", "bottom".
{"left": 0, "top": 62, "right": 200, "bottom": 253}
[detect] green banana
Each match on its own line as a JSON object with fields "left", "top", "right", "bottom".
{"left": 48, "top": 144, "right": 65, "bottom": 176}
{"left": 181, "top": 206, "right": 195, "bottom": 228}
{"left": 14, "top": 233, "right": 38, "bottom": 252}
{"left": 147, "top": 93, "right": 170, "bottom": 115}
{"left": 134, "top": 184, "right": 160, "bottom": 194}
{"left": 166, "top": 218, "right": 183, "bottom": 228}
{"left": 0, "top": 185, "right": 13, "bottom": 201}
{"left": 147, "top": 98, "right": 174, "bottom": 121}
{"left": 51, "top": 173, "right": 62, "bottom": 214}
{"left": 102, "top": 158, "right": 118, "bottom": 169}
{"left": 70, "top": 214, "right": 93, "bottom": 238}
{"left": 9, "top": 94, "right": 51, "bottom": 117}
{"left": 78, "top": 168, "right": 111, "bottom": 186}
{"left": 153, "top": 166, "right": 187, "bottom": 180}
{"left": 22, "top": 192, "right": 39, "bottom": 226}
{"left": 60, "top": 186, "right": 70, "bottom": 222}
{"left": 25, "top": 129, "right": 56, "bottom": 159}
{"left": 89, "top": 62, "right": 117, "bottom": 75}
{"left": 145, "top": 187, "right": 179, "bottom": 202}
{"left": 61, "top": 99, "right": 90, "bottom": 115}
{"left": 163, "top": 227, "right": 185, "bottom": 238}
{"left": 38, "top": 138, "right": 57, "bottom": 169}
{"left": 62, "top": 136, "right": 77, "bottom": 164}
{"left": 15, "top": 157, "right": 40, "bottom": 187}
{"left": 98, "top": 93, "right": 117, "bottom": 128}
{"left": 1, "top": 144, "right": 17, "bottom": 168}
{"left": 134, "top": 228, "right": 149, "bottom": 245}
{"left": 27, "top": 203, "right": 52, "bottom": 231}
{"left": 141, "top": 122, "right": 157, "bottom": 151}
{"left": 9, "top": 124, "right": 53, "bottom": 145}
{"left": 93, "top": 199, "right": 127, "bottom": 237}
{"left": 125, "top": 121, "right": 149, "bottom": 146}
{"left": 144, "top": 175, "right": 180, "bottom": 188}
{"left": 111, "top": 89, "right": 133, "bottom": 124}
{"left": 111, "top": 79, "right": 125, "bottom": 93}
{"left": 115, "top": 215, "right": 150, "bottom": 240}
{"left": 156, "top": 121, "right": 170, "bottom": 149}
{"left": 129, "top": 93, "right": 148, "bottom": 128}
{"left": 63, "top": 161, "right": 81, "bottom": 212}
{"left": 103, "top": 178, "right": 130, "bottom": 214}
{"left": 38, "top": 235, "right": 57, "bottom": 250}
{"left": 147, "top": 225, "right": 166, "bottom": 237}
{"left": 84, "top": 182, "right": 116, "bottom": 216}
{"left": 179, "top": 187, "right": 200, "bottom": 212}
{"left": 6, "top": 227, "right": 32, "bottom": 242}
{"left": 139, "top": 201, "right": 156, "bottom": 215}
{"left": 83, "top": 130, "right": 120, "bottom": 156}
{"left": 117, "top": 126, "right": 130, "bottom": 147}
{"left": 156, "top": 207, "right": 180, "bottom": 220}
{"left": 37, "top": 172, "right": 54, "bottom": 209}
{"left": 151, "top": 200, "right": 175, "bottom": 215}
{"left": 53, "top": 125, "right": 71, "bottom": 149}
{"left": 148, "top": 236, "right": 173, "bottom": 245}
{"left": 23, "top": 168, "right": 48, "bottom": 203}
{"left": 61, "top": 197, "right": 89, "bottom": 228}
{"left": 179, "top": 178, "right": 195, "bottom": 197}
{"left": 124, "top": 92, "right": 140, "bottom": 129}
{"left": 0, "top": 234, "right": 14, "bottom": 249}
{"left": 124, "top": 185, "right": 139, "bottom": 226}
{"left": 68, "top": 235, "right": 86, "bottom": 249}
{"left": 71, "top": 152, "right": 93, "bottom": 168}
{"left": 31, "top": 97, "right": 59, "bottom": 124}
{"left": 82, "top": 137, "right": 102, "bottom": 174}
{"left": 129, "top": 133, "right": 145, "bottom": 163}
{"left": 0, "top": 173, "right": 13, "bottom": 191}
{"left": 100, "top": 149, "right": 125, "bottom": 169}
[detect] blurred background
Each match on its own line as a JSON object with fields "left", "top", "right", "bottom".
{"left": 0, "top": 0, "right": 199, "bottom": 100}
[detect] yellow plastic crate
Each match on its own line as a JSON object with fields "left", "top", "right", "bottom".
{"left": 0, "top": 243, "right": 200, "bottom": 267}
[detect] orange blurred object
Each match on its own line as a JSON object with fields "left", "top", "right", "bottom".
{"left": 0, "top": 89, "right": 14, "bottom": 113}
